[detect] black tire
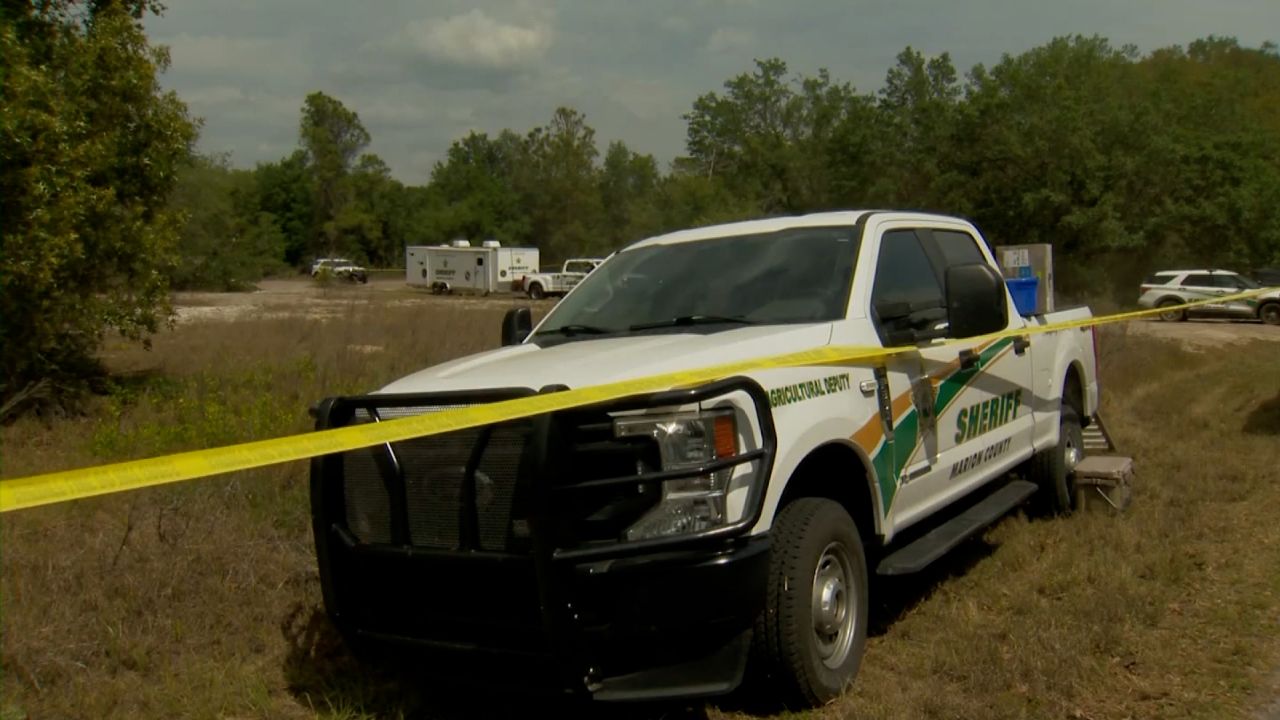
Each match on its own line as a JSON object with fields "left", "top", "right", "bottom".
{"left": 1157, "top": 298, "right": 1186, "bottom": 322}
{"left": 1029, "top": 405, "right": 1083, "bottom": 516}
{"left": 1260, "top": 302, "right": 1280, "bottom": 326}
{"left": 528, "top": 283, "right": 545, "bottom": 300}
{"left": 753, "top": 498, "right": 868, "bottom": 707}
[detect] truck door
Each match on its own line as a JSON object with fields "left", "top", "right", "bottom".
{"left": 868, "top": 226, "right": 1034, "bottom": 533}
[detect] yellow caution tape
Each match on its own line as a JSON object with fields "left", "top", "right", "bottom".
{"left": 1, "top": 287, "right": 1274, "bottom": 513}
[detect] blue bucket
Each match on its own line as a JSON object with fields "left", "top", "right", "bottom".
{"left": 1005, "top": 277, "right": 1039, "bottom": 316}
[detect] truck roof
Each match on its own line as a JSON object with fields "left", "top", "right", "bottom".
{"left": 627, "top": 210, "right": 972, "bottom": 249}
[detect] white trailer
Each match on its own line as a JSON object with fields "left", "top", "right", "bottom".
{"left": 406, "top": 241, "right": 540, "bottom": 295}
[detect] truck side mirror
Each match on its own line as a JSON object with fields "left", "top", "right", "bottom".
{"left": 501, "top": 307, "right": 533, "bottom": 346}
{"left": 946, "top": 263, "right": 1008, "bottom": 338}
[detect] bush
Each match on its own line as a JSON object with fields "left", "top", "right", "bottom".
{"left": 0, "top": 4, "right": 197, "bottom": 419}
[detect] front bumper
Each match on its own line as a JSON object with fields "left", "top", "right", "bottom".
{"left": 309, "top": 379, "right": 777, "bottom": 700}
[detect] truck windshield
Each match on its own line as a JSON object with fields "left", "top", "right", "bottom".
{"left": 532, "top": 226, "right": 859, "bottom": 343}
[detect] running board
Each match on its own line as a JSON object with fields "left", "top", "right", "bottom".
{"left": 876, "top": 480, "right": 1038, "bottom": 576}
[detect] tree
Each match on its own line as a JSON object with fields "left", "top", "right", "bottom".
{"left": 599, "top": 140, "right": 662, "bottom": 248}
{"left": 682, "top": 59, "right": 867, "bottom": 213}
{"left": 426, "top": 130, "right": 530, "bottom": 245}
{"left": 299, "top": 91, "right": 370, "bottom": 258}
{"left": 0, "top": 2, "right": 197, "bottom": 416}
{"left": 523, "top": 107, "right": 606, "bottom": 258}
{"left": 168, "top": 154, "right": 284, "bottom": 290}
{"left": 875, "top": 47, "right": 962, "bottom": 207}
{"left": 251, "top": 150, "right": 314, "bottom": 266}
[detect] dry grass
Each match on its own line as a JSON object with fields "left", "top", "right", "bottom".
{"left": 2, "top": 304, "right": 1278, "bottom": 720}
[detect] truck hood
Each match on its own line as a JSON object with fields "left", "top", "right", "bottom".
{"left": 377, "top": 323, "right": 835, "bottom": 394}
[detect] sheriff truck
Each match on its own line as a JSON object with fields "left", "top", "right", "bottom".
{"left": 309, "top": 211, "right": 1099, "bottom": 706}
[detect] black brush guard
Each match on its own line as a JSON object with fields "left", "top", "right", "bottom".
{"left": 309, "top": 378, "right": 777, "bottom": 700}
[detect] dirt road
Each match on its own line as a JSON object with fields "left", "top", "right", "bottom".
{"left": 173, "top": 278, "right": 1280, "bottom": 351}
{"left": 1125, "top": 316, "right": 1280, "bottom": 349}
{"left": 172, "top": 275, "right": 550, "bottom": 324}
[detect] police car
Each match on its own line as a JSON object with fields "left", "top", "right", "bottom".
{"left": 310, "top": 257, "right": 368, "bottom": 283}
{"left": 1138, "top": 269, "right": 1280, "bottom": 325}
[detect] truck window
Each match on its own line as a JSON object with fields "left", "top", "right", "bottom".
{"left": 1182, "top": 274, "right": 1214, "bottom": 287}
{"left": 934, "top": 230, "right": 986, "bottom": 267}
{"left": 871, "top": 230, "right": 945, "bottom": 339}
{"left": 532, "top": 227, "right": 859, "bottom": 343}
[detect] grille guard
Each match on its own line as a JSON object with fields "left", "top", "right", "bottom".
{"left": 308, "top": 377, "right": 778, "bottom": 690}
{"left": 310, "top": 377, "right": 778, "bottom": 562}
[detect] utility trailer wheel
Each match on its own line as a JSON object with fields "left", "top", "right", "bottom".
{"left": 753, "top": 498, "right": 868, "bottom": 707}
{"left": 1029, "top": 406, "right": 1083, "bottom": 516}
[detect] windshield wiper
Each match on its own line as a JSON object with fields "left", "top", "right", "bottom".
{"left": 537, "top": 323, "right": 617, "bottom": 337}
{"left": 628, "top": 315, "right": 757, "bottom": 331}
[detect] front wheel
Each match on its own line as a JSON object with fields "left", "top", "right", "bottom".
{"left": 1260, "top": 302, "right": 1280, "bottom": 326}
{"left": 753, "top": 498, "right": 868, "bottom": 707}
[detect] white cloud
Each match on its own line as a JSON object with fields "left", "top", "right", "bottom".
{"left": 179, "top": 85, "right": 247, "bottom": 106}
{"left": 705, "top": 27, "right": 756, "bottom": 54}
{"left": 160, "top": 32, "right": 306, "bottom": 79}
{"left": 143, "top": 0, "right": 1280, "bottom": 185}
{"left": 609, "top": 78, "right": 682, "bottom": 121}
{"left": 661, "top": 15, "right": 694, "bottom": 33}
{"left": 390, "top": 9, "right": 553, "bottom": 70}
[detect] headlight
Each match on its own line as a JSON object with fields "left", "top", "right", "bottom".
{"left": 613, "top": 408, "right": 758, "bottom": 541}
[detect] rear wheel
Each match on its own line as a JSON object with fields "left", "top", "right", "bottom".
{"left": 1260, "top": 302, "right": 1280, "bottom": 326}
{"left": 753, "top": 498, "right": 867, "bottom": 707}
{"left": 1158, "top": 298, "right": 1186, "bottom": 322}
{"left": 1029, "top": 406, "right": 1083, "bottom": 515}
{"left": 528, "top": 283, "right": 545, "bottom": 300}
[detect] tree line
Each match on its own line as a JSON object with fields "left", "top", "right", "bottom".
{"left": 2, "top": 0, "right": 1278, "bottom": 414}
{"left": 175, "top": 36, "right": 1280, "bottom": 297}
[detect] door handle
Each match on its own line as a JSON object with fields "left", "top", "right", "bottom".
{"left": 959, "top": 349, "right": 978, "bottom": 371}
{"left": 1013, "top": 336, "right": 1030, "bottom": 355}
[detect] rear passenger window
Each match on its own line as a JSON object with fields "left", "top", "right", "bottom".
{"left": 1143, "top": 273, "right": 1170, "bottom": 285}
{"left": 1183, "top": 274, "right": 1214, "bottom": 286}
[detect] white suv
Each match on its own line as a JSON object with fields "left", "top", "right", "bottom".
{"left": 1138, "top": 269, "right": 1280, "bottom": 325}
{"left": 310, "top": 257, "right": 368, "bottom": 283}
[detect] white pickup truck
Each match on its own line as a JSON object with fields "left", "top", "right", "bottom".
{"left": 309, "top": 211, "right": 1099, "bottom": 706}
{"left": 516, "top": 257, "right": 603, "bottom": 299}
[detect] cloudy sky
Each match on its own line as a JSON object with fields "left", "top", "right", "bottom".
{"left": 146, "top": 0, "right": 1278, "bottom": 185}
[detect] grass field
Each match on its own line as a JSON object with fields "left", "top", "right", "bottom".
{"left": 2, "top": 294, "right": 1278, "bottom": 719}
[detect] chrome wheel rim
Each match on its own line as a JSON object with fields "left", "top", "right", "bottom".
{"left": 1064, "top": 426, "right": 1082, "bottom": 471}
{"left": 811, "top": 541, "right": 857, "bottom": 669}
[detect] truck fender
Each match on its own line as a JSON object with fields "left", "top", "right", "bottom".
{"left": 1032, "top": 354, "right": 1092, "bottom": 454}
{"left": 755, "top": 436, "right": 882, "bottom": 544}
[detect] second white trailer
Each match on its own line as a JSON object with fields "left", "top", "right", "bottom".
{"left": 406, "top": 242, "right": 540, "bottom": 294}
